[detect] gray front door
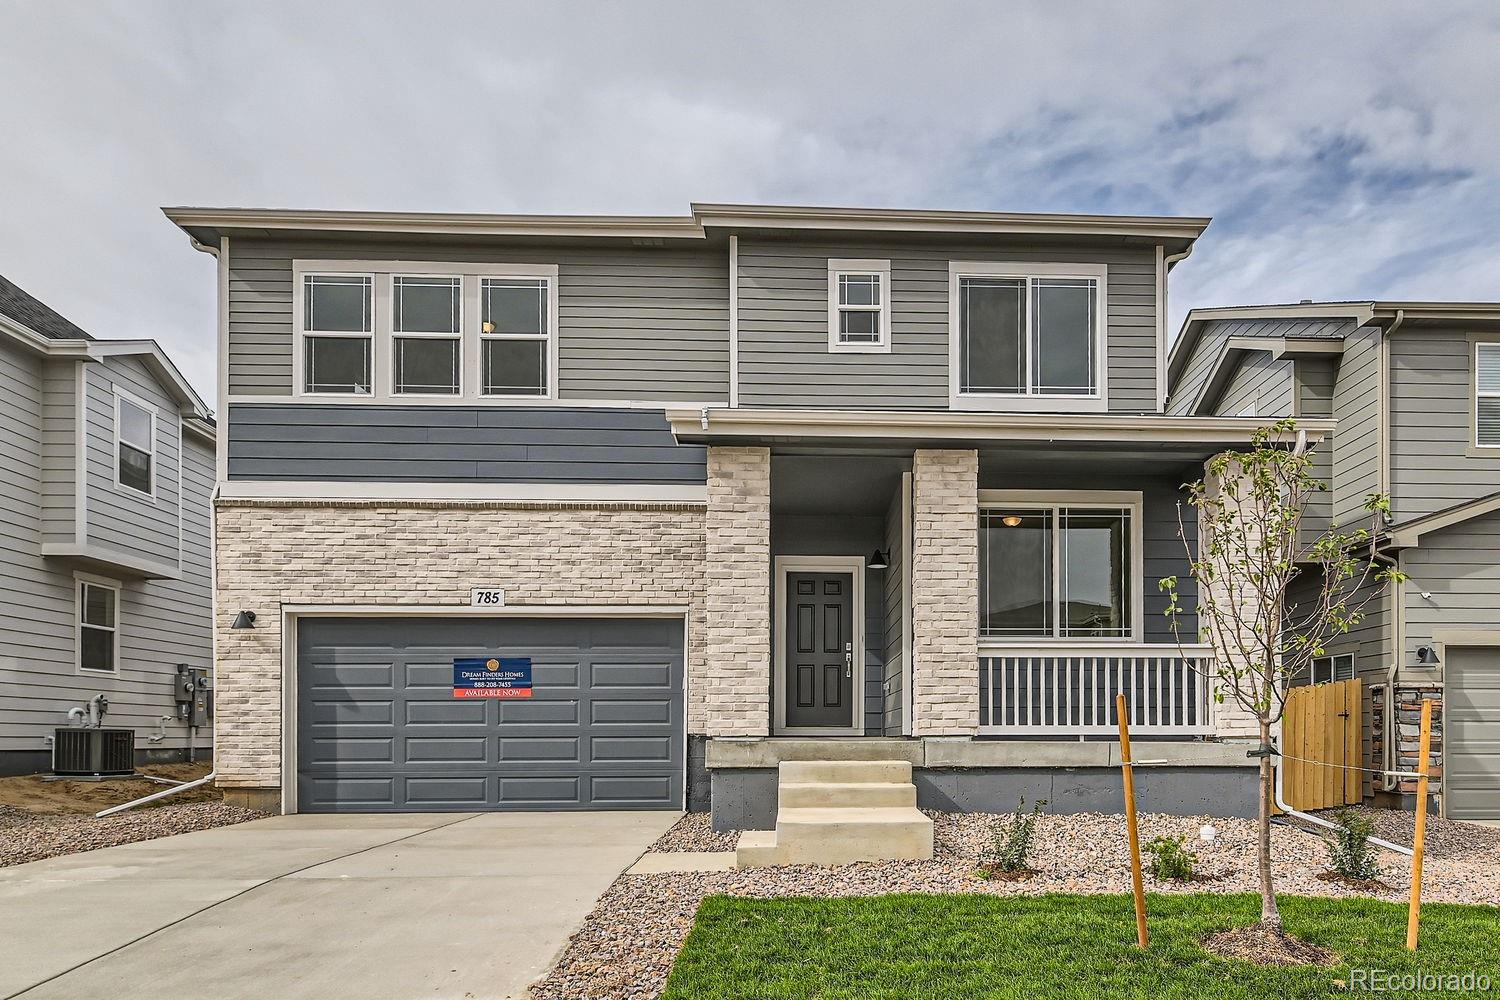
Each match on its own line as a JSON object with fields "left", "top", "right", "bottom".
{"left": 296, "top": 616, "right": 683, "bottom": 812}
{"left": 1447, "top": 646, "right": 1500, "bottom": 820}
{"left": 784, "top": 572, "right": 855, "bottom": 729}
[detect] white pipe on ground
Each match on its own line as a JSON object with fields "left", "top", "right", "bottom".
{"left": 95, "top": 772, "right": 215, "bottom": 818}
{"left": 1272, "top": 753, "right": 1412, "bottom": 857}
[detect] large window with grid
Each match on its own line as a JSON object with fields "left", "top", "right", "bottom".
{"left": 978, "top": 495, "right": 1139, "bottom": 640}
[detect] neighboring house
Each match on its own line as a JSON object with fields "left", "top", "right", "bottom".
{"left": 1169, "top": 301, "right": 1500, "bottom": 821}
{"left": 166, "top": 202, "right": 1320, "bottom": 827}
{"left": 0, "top": 274, "right": 216, "bottom": 776}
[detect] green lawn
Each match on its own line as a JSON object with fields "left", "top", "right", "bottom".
{"left": 662, "top": 893, "right": 1500, "bottom": 999}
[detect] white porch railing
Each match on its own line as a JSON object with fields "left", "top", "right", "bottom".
{"left": 978, "top": 644, "right": 1214, "bottom": 737}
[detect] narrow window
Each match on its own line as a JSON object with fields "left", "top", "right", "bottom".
{"left": 1306, "top": 653, "right": 1355, "bottom": 686}
{"left": 828, "top": 260, "right": 891, "bottom": 352}
{"left": 78, "top": 580, "right": 118, "bottom": 673}
{"left": 979, "top": 509, "right": 1053, "bottom": 637}
{"left": 1476, "top": 343, "right": 1500, "bottom": 447}
{"left": 392, "top": 275, "right": 461, "bottom": 395}
{"left": 303, "top": 274, "right": 373, "bottom": 394}
{"left": 955, "top": 268, "right": 1101, "bottom": 398}
{"left": 116, "top": 393, "right": 155, "bottom": 495}
{"left": 480, "top": 278, "right": 549, "bottom": 396}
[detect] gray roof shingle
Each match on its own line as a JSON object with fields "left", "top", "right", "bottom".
{"left": 0, "top": 273, "right": 92, "bottom": 341}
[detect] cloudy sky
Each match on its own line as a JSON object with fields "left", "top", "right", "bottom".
{"left": 2, "top": 1, "right": 1498, "bottom": 406}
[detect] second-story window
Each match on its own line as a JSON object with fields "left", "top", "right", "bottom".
{"left": 1476, "top": 342, "right": 1500, "bottom": 447}
{"left": 828, "top": 259, "right": 891, "bottom": 353}
{"left": 303, "top": 274, "right": 373, "bottom": 394}
{"left": 951, "top": 263, "right": 1105, "bottom": 404}
{"left": 392, "top": 275, "right": 461, "bottom": 395}
{"left": 115, "top": 391, "right": 155, "bottom": 496}
{"left": 481, "top": 278, "right": 550, "bottom": 396}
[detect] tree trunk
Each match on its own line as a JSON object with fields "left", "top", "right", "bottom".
{"left": 1258, "top": 718, "right": 1282, "bottom": 929}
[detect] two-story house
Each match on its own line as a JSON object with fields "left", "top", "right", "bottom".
{"left": 0, "top": 274, "right": 216, "bottom": 775}
{"left": 167, "top": 203, "right": 1316, "bottom": 830}
{"left": 1170, "top": 301, "right": 1500, "bottom": 821}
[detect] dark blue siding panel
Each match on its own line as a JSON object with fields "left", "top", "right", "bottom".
{"left": 227, "top": 404, "right": 707, "bottom": 484}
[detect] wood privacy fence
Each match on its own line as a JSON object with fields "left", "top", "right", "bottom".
{"left": 1279, "top": 678, "right": 1363, "bottom": 811}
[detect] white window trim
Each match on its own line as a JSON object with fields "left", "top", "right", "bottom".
{"left": 1474, "top": 341, "right": 1500, "bottom": 449}
{"left": 390, "top": 273, "right": 464, "bottom": 398}
{"left": 949, "top": 261, "right": 1109, "bottom": 413}
{"left": 976, "top": 489, "right": 1144, "bottom": 643}
{"left": 113, "top": 387, "right": 157, "bottom": 498}
{"left": 827, "top": 259, "right": 892, "bottom": 354}
{"left": 478, "top": 271, "right": 558, "bottom": 400}
{"left": 75, "top": 572, "right": 121, "bottom": 676}
{"left": 292, "top": 260, "right": 559, "bottom": 403}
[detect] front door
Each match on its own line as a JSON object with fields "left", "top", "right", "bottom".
{"left": 784, "top": 572, "right": 855, "bottom": 729}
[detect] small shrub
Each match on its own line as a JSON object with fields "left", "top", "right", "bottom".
{"left": 1144, "top": 835, "right": 1198, "bottom": 881}
{"left": 991, "top": 798, "right": 1046, "bottom": 873}
{"left": 1326, "top": 808, "right": 1382, "bottom": 881}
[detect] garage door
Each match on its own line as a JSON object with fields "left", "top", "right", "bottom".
{"left": 1447, "top": 646, "right": 1500, "bottom": 821}
{"left": 295, "top": 617, "right": 684, "bottom": 812}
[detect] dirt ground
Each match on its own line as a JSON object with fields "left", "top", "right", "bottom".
{"left": 0, "top": 761, "right": 218, "bottom": 815}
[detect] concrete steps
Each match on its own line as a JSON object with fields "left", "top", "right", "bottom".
{"left": 734, "top": 759, "right": 933, "bottom": 867}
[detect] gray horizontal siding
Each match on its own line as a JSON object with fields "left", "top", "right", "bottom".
{"left": 1404, "top": 511, "right": 1500, "bottom": 682}
{"left": 83, "top": 356, "right": 181, "bottom": 568}
{"left": 0, "top": 342, "right": 213, "bottom": 756}
{"left": 1389, "top": 329, "right": 1500, "bottom": 520}
{"left": 738, "top": 239, "right": 1160, "bottom": 411}
{"left": 39, "top": 360, "right": 76, "bottom": 546}
{"left": 1169, "top": 316, "right": 1353, "bottom": 416}
{"left": 227, "top": 404, "right": 706, "bottom": 483}
{"left": 1213, "top": 350, "right": 1294, "bottom": 417}
{"left": 1331, "top": 325, "right": 1384, "bottom": 527}
{"left": 1297, "top": 357, "right": 1338, "bottom": 540}
{"left": 227, "top": 239, "right": 729, "bottom": 400}
{"left": 883, "top": 483, "right": 906, "bottom": 736}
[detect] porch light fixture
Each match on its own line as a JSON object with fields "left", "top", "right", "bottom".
{"left": 1001, "top": 514, "right": 1023, "bottom": 528}
{"left": 231, "top": 611, "right": 257, "bottom": 630}
{"left": 867, "top": 549, "right": 890, "bottom": 570}
{"left": 1415, "top": 645, "right": 1440, "bottom": 666}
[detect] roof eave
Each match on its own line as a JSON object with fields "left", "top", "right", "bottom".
{"left": 691, "top": 202, "right": 1211, "bottom": 241}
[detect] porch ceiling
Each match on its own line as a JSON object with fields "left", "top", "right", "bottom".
{"left": 772, "top": 454, "right": 907, "bottom": 515}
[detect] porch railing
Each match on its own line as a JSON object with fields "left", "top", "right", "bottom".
{"left": 978, "top": 644, "right": 1214, "bottom": 737}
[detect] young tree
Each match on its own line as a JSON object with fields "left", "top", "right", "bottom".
{"left": 1160, "top": 419, "right": 1404, "bottom": 935}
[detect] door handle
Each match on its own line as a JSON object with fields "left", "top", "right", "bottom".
{"left": 845, "top": 650, "right": 853, "bottom": 678}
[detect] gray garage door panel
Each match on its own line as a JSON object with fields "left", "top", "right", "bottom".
{"left": 1447, "top": 646, "right": 1500, "bottom": 821}
{"left": 296, "top": 617, "right": 684, "bottom": 812}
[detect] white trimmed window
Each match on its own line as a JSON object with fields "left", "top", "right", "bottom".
{"left": 977, "top": 492, "right": 1141, "bottom": 640}
{"left": 302, "top": 273, "right": 374, "bottom": 394}
{"left": 480, "top": 277, "right": 551, "bottom": 397}
{"left": 828, "top": 259, "right": 891, "bottom": 353}
{"left": 1476, "top": 342, "right": 1500, "bottom": 447}
{"left": 392, "top": 275, "right": 462, "bottom": 396}
{"left": 114, "top": 391, "right": 156, "bottom": 496}
{"left": 77, "top": 577, "right": 119, "bottom": 674}
{"left": 1305, "top": 653, "right": 1355, "bottom": 686}
{"left": 951, "top": 262, "right": 1105, "bottom": 404}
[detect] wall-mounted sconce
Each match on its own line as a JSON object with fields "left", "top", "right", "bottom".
{"left": 867, "top": 549, "right": 890, "bottom": 571}
{"left": 231, "top": 611, "right": 257, "bottom": 630}
{"left": 1415, "top": 645, "right": 1440, "bottom": 666}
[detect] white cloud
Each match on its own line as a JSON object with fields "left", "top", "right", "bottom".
{"left": 1, "top": 0, "right": 1497, "bottom": 404}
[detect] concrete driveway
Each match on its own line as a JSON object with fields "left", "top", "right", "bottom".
{"left": 0, "top": 810, "right": 677, "bottom": 1000}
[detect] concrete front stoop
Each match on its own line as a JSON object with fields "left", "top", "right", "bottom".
{"left": 734, "top": 760, "right": 934, "bottom": 867}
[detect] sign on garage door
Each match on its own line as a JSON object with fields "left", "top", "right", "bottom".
{"left": 295, "top": 616, "right": 684, "bottom": 812}
{"left": 1447, "top": 646, "right": 1500, "bottom": 821}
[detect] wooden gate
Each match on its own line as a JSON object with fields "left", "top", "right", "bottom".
{"left": 1279, "top": 678, "right": 1363, "bottom": 811}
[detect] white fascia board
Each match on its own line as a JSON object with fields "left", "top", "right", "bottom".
{"left": 691, "top": 203, "right": 1210, "bottom": 241}
{"left": 667, "top": 407, "right": 1331, "bottom": 447}
{"left": 162, "top": 207, "right": 705, "bottom": 242}
{"left": 217, "top": 481, "right": 708, "bottom": 503}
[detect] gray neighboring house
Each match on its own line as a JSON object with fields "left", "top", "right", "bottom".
{"left": 1169, "top": 302, "right": 1500, "bottom": 821}
{"left": 0, "top": 274, "right": 216, "bottom": 776}
{"left": 168, "top": 202, "right": 1319, "bottom": 826}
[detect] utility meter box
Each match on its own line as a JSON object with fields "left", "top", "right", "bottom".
{"left": 175, "top": 665, "right": 213, "bottom": 727}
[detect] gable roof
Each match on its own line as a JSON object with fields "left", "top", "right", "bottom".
{"left": 0, "top": 273, "right": 93, "bottom": 341}
{"left": 1387, "top": 490, "right": 1500, "bottom": 548}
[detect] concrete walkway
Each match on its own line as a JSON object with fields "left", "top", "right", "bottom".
{"left": 0, "top": 810, "right": 677, "bottom": 1000}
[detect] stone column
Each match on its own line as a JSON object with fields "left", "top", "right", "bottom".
{"left": 1199, "top": 455, "right": 1266, "bottom": 741}
{"left": 704, "top": 446, "right": 772, "bottom": 737}
{"left": 910, "top": 449, "right": 979, "bottom": 737}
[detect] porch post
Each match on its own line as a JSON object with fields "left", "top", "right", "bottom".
{"left": 1201, "top": 454, "right": 1263, "bottom": 741}
{"left": 704, "top": 446, "right": 771, "bottom": 737}
{"left": 911, "top": 449, "right": 980, "bottom": 737}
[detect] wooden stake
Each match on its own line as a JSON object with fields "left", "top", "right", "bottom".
{"left": 1406, "top": 698, "right": 1434, "bottom": 951}
{"left": 1117, "top": 693, "right": 1149, "bottom": 949}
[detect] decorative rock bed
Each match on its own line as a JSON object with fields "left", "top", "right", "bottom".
{"left": 0, "top": 802, "right": 270, "bottom": 868}
{"left": 530, "top": 808, "right": 1500, "bottom": 1000}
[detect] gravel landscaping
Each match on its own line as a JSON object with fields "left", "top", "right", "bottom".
{"left": 532, "top": 809, "right": 1500, "bottom": 999}
{"left": 0, "top": 801, "right": 270, "bottom": 868}
{"left": 647, "top": 812, "right": 739, "bottom": 853}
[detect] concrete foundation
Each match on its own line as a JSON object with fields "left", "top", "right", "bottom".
{"left": 0, "top": 746, "right": 212, "bottom": 778}
{"left": 222, "top": 787, "right": 281, "bottom": 812}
